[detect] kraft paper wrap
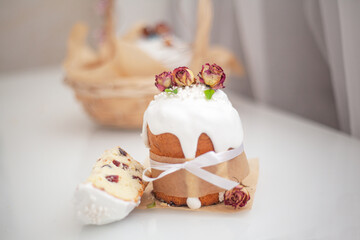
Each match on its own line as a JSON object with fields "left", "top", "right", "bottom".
{"left": 149, "top": 151, "right": 250, "bottom": 198}
{"left": 137, "top": 158, "right": 259, "bottom": 212}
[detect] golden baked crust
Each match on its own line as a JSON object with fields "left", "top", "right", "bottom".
{"left": 147, "top": 126, "right": 215, "bottom": 158}
{"left": 154, "top": 191, "right": 220, "bottom": 206}
{"left": 147, "top": 126, "right": 221, "bottom": 206}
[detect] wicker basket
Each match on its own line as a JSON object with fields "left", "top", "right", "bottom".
{"left": 65, "top": 76, "right": 157, "bottom": 128}
{"left": 64, "top": 0, "right": 242, "bottom": 129}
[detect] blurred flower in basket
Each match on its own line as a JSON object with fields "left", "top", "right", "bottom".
{"left": 155, "top": 22, "right": 171, "bottom": 36}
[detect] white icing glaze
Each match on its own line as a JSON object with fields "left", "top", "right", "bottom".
{"left": 136, "top": 36, "right": 192, "bottom": 69}
{"left": 186, "top": 197, "right": 202, "bottom": 209}
{"left": 74, "top": 183, "right": 138, "bottom": 225}
{"left": 141, "top": 85, "right": 244, "bottom": 158}
{"left": 218, "top": 191, "right": 225, "bottom": 203}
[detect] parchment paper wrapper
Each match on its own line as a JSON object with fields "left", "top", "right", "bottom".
{"left": 137, "top": 158, "right": 259, "bottom": 212}
{"left": 150, "top": 151, "right": 250, "bottom": 198}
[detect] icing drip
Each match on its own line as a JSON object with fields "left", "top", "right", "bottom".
{"left": 141, "top": 85, "right": 244, "bottom": 158}
{"left": 218, "top": 191, "right": 225, "bottom": 203}
{"left": 186, "top": 197, "right": 201, "bottom": 209}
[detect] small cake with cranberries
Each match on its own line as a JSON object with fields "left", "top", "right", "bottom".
{"left": 74, "top": 147, "right": 145, "bottom": 225}
{"left": 142, "top": 64, "right": 250, "bottom": 209}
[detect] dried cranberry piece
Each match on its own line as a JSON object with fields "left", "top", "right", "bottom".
{"left": 132, "top": 175, "right": 142, "bottom": 181}
{"left": 122, "top": 163, "right": 129, "bottom": 170}
{"left": 106, "top": 175, "right": 119, "bottom": 183}
{"left": 112, "top": 160, "right": 120, "bottom": 167}
{"left": 118, "top": 148, "right": 127, "bottom": 156}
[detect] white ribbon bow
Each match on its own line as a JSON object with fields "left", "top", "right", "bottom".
{"left": 142, "top": 144, "right": 244, "bottom": 190}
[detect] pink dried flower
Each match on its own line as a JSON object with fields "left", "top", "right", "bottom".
{"left": 142, "top": 26, "right": 155, "bottom": 37}
{"left": 224, "top": 185, "right": 250, "bottom": 209}
{"left": 198, "top": 63, "right": 226, "bottom": 89}
{"left": 155, "top": 71, "right": 173, "bottom": 91}
{"left": 172, "top": 67, "right": 196, "bottom": 87}
{"left": 155, "top": 22, "right": 171, "bottom": 36}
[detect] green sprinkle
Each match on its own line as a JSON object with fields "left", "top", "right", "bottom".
{"left": 147, "top": 201, "right": 156, "bottom": 208}
{"left": 165, "top": 88, "right": 178, "bottom": 94}
{"left": 204, "top": 89, "right": 215, "bottom": 100}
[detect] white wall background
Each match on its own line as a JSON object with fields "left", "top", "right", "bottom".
{"left": 1, "top": 0, "right": 359, "bottom": 139}
{"left": 0, "top": 0, "right": 98, "bottom": 72}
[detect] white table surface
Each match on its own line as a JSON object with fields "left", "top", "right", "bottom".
{"left": 1, "top": 67, "right": 359, "bottom": 240}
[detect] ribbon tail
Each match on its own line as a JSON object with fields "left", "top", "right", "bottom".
{"left": 185, "top": 166, "right": 239, "bottom": 190}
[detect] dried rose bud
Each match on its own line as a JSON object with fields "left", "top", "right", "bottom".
{"left": 172, "top": 67, "right": 196, "bottom": 87}
{"left": 198, "top": 63, "right": 226, "bottom": 89}
{"left": 224, "top": 185, "right": 250, "bottom": 209}
{"left": 155, "top": 71, "right": 173, "bottom": 91}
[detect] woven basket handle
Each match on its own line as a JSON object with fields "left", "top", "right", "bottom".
{"left": 98, "top": 0, "right": 116, "bottom": 61}
{"left": 190, "top": 0, "right": 213, "bottom": 70}
{"left": 103, "top": 0, "right": 213, "bottom": 70}
{"left": 105, "top": 0, "right": 115, "bottom": 38}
